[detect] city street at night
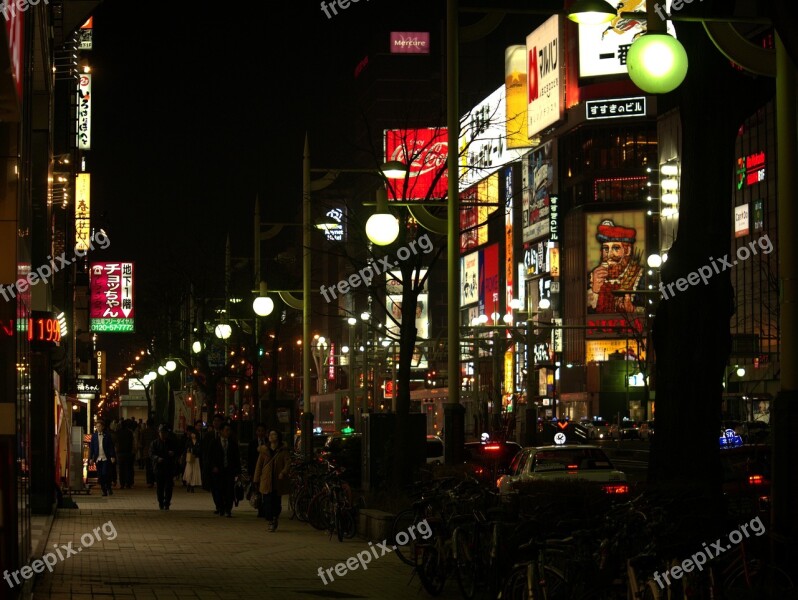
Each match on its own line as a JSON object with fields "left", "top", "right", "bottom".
{"left": 2, "top": 0, "right": 797, "bottom": 599}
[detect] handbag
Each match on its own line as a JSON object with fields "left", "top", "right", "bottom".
{"left": 248, "top": 483, "right": 262, "bottom": 509}
{"left": 234, "top": 479, "right": 245, "bottom": 505}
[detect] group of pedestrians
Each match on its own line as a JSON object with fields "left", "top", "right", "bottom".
{"left": 88, "top": 415, "right": 291, "bottom": 530}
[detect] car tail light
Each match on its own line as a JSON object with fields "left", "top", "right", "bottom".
{"left": 567, "top": 463, "right": 579, "bottom": 470}
{"left": 748, "top": 474, "right": 766, "bottom": 486}
{"left": 602, "top": 483, "right": 630, "bottom": 495}
{"left": 484, "top": 444, "right": 501, "bottom": 451}
{"left": 474, "top": 467, "right": 484, "bottom": 475}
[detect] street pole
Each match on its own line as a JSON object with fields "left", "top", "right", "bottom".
{"left": 302, "top": 135, "right": 314, "bottom": 460}
{"left": 444, "top": 0, "right": 464, "bottom": 465}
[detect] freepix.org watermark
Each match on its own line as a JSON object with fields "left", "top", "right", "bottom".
{"left": 652, "top": 0, "right": 701, "bottom": 22}
{"left": 659, "top": 234, "right": 772, "bottom": 300}
{"left": 316, "top": 519, "right": 432, "bottom": 585}
{"left": 319, "top": 0, "right": 367, "bottom": 20}
{"left": 319, "top": 233, "right": 433, "bottom": 303}
{"left": 1, "top": 0, "right": 48, "bottom": 22}
{"left": 0, "top": 230, "right": 110, "bottom": 303}
{"left": 3, "top": 520, "right": 117, "bottom": 588}
{"left": 653, "top": 516, "right": 765, "bottom": 589}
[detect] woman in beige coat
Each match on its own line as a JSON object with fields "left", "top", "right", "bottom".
{"left": 253, "top": 430, "right": 291, "bottom": 532}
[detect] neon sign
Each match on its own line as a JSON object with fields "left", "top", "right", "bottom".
{"left": 736, "top": 152, "right": 766, "bottom": 190}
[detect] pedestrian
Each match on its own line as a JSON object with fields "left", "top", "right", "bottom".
{"left": 133, "top": 419, "right": 143, "bottom": 468}
{"left": 140, "top": 418, "right": 158, "bottom": 488}
{"left": 210, "top": 423, "right": 241, "bottom": 517}
{"left": 116, "top": 419, "right": 135, "bottom": 489}
{"left": 253, "top": 429, "right": 291, "bottom": 532}
{"left": 89, "top": 420, "right": 116, "bottom": 496}
{"left": 201, "top": 413, "right": 224, "bottom": 505}
{"left": 150, "top": 424, "right": 177, "bottom": 510}
{"left": 183, "top": 428, "right": 202, "bottom": 493}
{"left": 247, "top": 423, "right": 269, "bottom": 518}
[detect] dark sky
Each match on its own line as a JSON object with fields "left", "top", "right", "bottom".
{"left": 85, "top": 0, "right": 541, "bottom": 371}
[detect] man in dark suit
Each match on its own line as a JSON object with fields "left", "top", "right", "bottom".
{"left": 149, "top": 424, "right": 177, "bottom": 510}
{"left": 201, "top": 414, "right": 224, "bottom": 501}
{"left": 210, "top": 423, "right": 241, "bottom": 517}
{"left": 89, "top": 420, "right": 116, "bottom": 496}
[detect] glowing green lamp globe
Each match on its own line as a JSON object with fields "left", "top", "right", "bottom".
{"left": 627, "top": 33, "right": 688, "bottom": 94}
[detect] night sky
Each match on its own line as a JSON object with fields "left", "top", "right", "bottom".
{"left": 85, "top": 0, "right": 537, "bottom": 372}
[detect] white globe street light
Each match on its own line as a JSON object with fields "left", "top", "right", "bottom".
{"left": 215, "top": 323, "right": 232, "bottom": 340}
{"left": 157, "top": 366, "right": 167, "bottom": 376}
{"left": 165, "top": 360, "right": 177, "bottom": 372}
{"left": 647, "top": 254, "right": 663, "bottom": 268}
{"left": 192, "top": 340, "right": 203, "bottom": 354}
{"left": 736, "top": 367, "right": 746, "bottom": 378}
{"left": 366, "top": 187, "right": 400, "bottom": 246}
{"left": 253, "top": 295, "right": 275, "bottom": 317}
{"left": 539, "top": 298, "right": 551, "bottom": 310}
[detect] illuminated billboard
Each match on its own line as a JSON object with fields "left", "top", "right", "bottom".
{"left": 522, "top": 141, "right": 556, "bottom": 243}
{"left": 585, "top": 212, "right": 646, "bottom": 316}
{"left": 459, "top": 86, "right": 525, "bottom": 191}
{"left": 526, "top": 15, "right": 564, "bottom": 138}
{"left": 384, "top": 128, "right": 448, "bottom": 200}
{"left": 386, "top": 270, "right": 429, "bottom": 368}
{"left": 75, "top": 173, "right": 91, "bottom": 252}
{"left": 77, "top": 74, "right": 91, "bottom": 150}
{"left": 90, "top": 262, "right": 135, "bottom": 332}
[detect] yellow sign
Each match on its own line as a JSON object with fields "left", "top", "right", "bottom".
{"left": 504, "top": 348, "right": 514, "bottom": 394}
{"left": 75, "top": 173, "right": 91, "bottom": 251}
{"left": 505, "top": 45, "right": 535, "bottom": 149}
{"left": 586, "top": 339, "right": 646, "bottom": 362}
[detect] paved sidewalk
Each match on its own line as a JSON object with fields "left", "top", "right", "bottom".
{"left": 26, "top": 481, "right": 462, "bottom": 600}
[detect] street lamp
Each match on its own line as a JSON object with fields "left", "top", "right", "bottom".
{"left": 566, "top": 0, "right": 616, "bottom": 25}
{"left": 214, "top": 323, "right": 232, "bottom": 340}
{"left": 365, "top": 188, "right": 400, "bottom": 246}
{"left": 253, "top": 281, "right": 275, "bottom": 317}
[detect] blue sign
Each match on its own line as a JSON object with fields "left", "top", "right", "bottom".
{"left": 719, "top": 428, "right": 743, "bottom": 448}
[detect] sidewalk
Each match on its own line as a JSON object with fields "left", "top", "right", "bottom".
{"left": 26, "top": 481, "right": 462, "bottom": 600}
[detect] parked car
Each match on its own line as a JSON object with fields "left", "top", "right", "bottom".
{"left": 720, "top": 444, "right": 771, "bottom": 519}
{"left": 497, "top": 445, "right": 628, "bottom": 496}
{"left": 319, "top": 432, "right": 362, "bottom": 485}
{"left": 463, "top": 440, "right": 522, "bottom": 486}
{"left": 426, "top": 435, "right": 444, "bottom": 465}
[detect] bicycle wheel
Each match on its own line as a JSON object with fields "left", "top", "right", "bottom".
{"left": 500, "top": 565, "right": 529, "bottom": 600}
{"left": 724, "top": 560, "right": 794, "bottom": 599}
{"left": 308, "top": 491, "right": 333, "bottom": 531}
{"left": 392, "top": 508, "right": 421, "bottom": 567}
{"left": 416, "top": 543, "right": 447, "bottom": 596}
{"left": 454, "top": 524, "right": 477, "bottom": 599}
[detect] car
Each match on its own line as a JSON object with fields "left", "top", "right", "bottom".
{"left": 588, "top": 419, "right": 610, "bottom": 440}
{"left": 319, "top": 432, "right": 362, "bottom": 485}
{"left": 720, "top": 444, "right": 771, "bottom": 519}
{"left": 497, "top": 445, "right": 628, "bottom": 496}
{"left": 638, "top": 421, "right": 655, "bottom": 441}
{"left": 609, "top": 419, "right": 640, "bottom": 440}
{"left": 463, "top": 440, "right": 522, "bottom": 485}
{"left": 426, "top": 435, "right": 444, "bottom": 465}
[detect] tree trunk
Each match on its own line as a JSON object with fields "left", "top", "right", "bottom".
{"left": 649, "top": 19, "right": 774, "bottom": 544}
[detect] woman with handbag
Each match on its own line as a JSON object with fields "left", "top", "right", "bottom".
{"left": 182, "top": 428, "right": 202, "bottom": 493}
{"left": 252, "top": 430, "right": 291, "bottom": 532}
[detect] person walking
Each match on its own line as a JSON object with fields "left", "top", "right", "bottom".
{"left": 247, "top": 423, "right": 268, "bottom": 518}
{"left": 252, "top": 429, "right": 291, "bottom": 532}
{"left": 182, "top": 428, "right": 202, "bottom": 493}
{"left": 150, "top": 425, "right": 177, "bottom": 510}
{"left": 89, "top": 420, "right": 116, "bottom": 496}
{"left": 210, "top": 423, "right": 240, "bottom": 517}
{"left": 140, "top": 418, "right": 158, "bottom": 488}
{"left": 201, "top": 414, "right": 224, "bottom": 508}
{"left": 116, "top": 419, "right": 135, "bottom": 489}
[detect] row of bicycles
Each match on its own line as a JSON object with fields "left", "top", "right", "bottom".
{"left": 389, "top": 476, "right": 795, "bottom": 599}
{"left": 287, "top": 455, "right": 364, "bottom": 542}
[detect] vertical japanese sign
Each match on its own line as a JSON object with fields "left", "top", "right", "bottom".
{"left": 75, "top": 173, "right": 91, "bottom": 252}
{"left": 90, "top": 262, "right": 135, "bottom": 332}
{"left": 505, "top": 166, "right": 514, "bottom": 309}
{"left": 77, "top": 75, "right": 92, "bottom": 150}
{"left": 526, "top": 15, "right": 564, "bottom": 138}
{"left": 480, "top": 244, "right": 500, "bottom": 319}
{"left": 79, "top": 17, "right": 93, "bottom": 50}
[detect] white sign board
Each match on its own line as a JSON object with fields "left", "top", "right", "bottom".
{"left": 526, "top": 15, "right": 564, "bottom": 138}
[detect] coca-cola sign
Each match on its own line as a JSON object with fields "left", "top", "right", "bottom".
{"left": 384, "top": 128, "right": 448, "bottom": 200}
